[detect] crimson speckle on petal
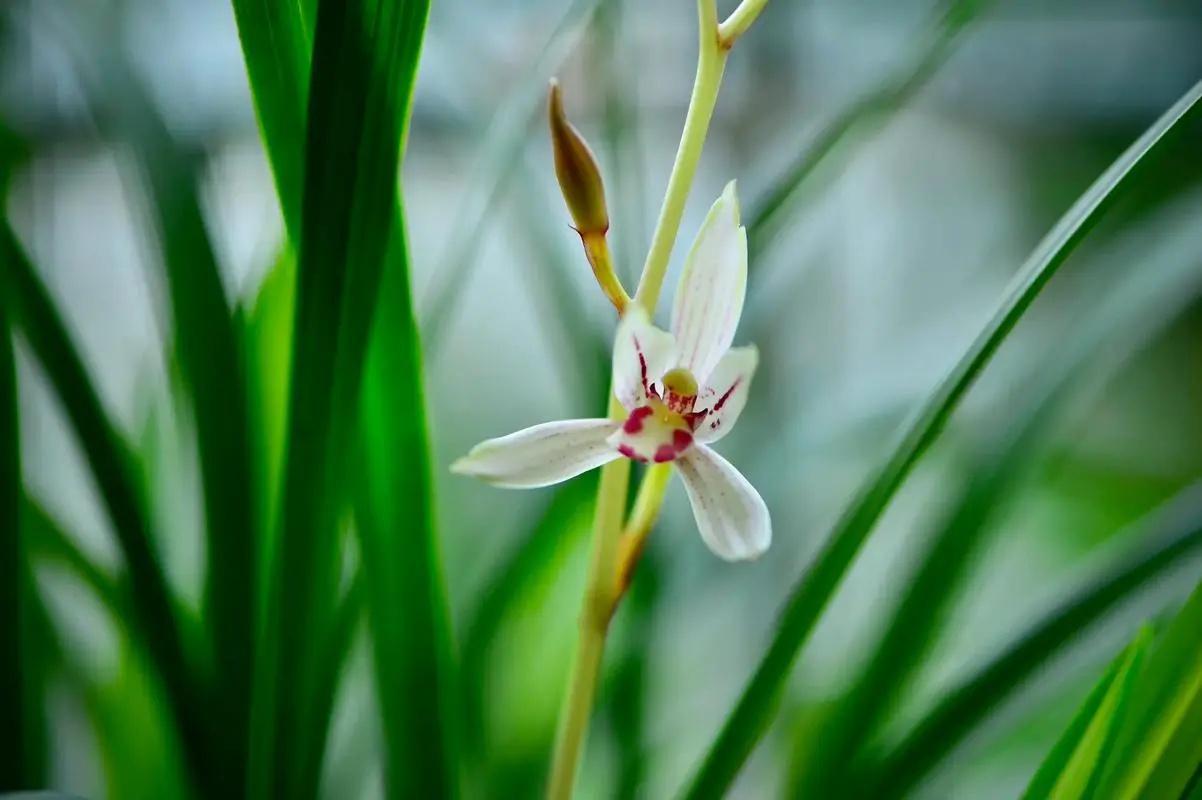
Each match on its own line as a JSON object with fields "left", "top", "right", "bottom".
{"left": 653, "top": 445, "right": 676, "bottom": 463}
{"left": 624, "top": 406, "right": 653, "bottom": 434}
{"left": 673, "top": 429, "right": 693, "bottom": 452}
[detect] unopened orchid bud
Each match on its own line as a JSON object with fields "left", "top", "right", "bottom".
{"left": 548, "top": 79, "right": 609, "bottom": 236}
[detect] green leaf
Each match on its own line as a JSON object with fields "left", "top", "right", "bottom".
{"left": 245, "top": 0, "right": 432, "bottom": 797}
{"left": 459, "top": 476, "right": 599, "bottom": 769}
{"left": 242, "top": 246, "right": 296, "bottom": 592}
{"left": 74, "top": 42, "right": 258, "bottom": 787}
{"left": 680, "top": 78, "right": 1202, "bottom": 800}
{"left": 867, "top": 481, "right": 1202, "bottom": 797}
{"left": 229, "top": 0, "right": 316, "bottom": 241}
{"left": 0, "top": 171, "right": 26, "bottom": 791}
{"left": 1023, "top": 629, "right": 1152, "bottom": 800}
{"left": 0, "top": 224, "right": 214, "bottom": 793}
{"left": 1095, "top": 578, "right": 1202, "bottom": 800}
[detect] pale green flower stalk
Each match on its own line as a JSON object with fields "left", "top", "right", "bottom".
{"left": 451, "top": 1, "right": 772, "bottom": 796}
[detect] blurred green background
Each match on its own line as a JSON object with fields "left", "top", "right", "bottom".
{"left": 3, "top": 0, "right": 1202, "bottom": 798}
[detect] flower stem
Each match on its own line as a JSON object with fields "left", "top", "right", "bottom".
{"left": 634, "top": 0, "right": 726, "bottom": 310}
{"left": 547, "top": 1, "right": 749, "bottom": 796}
{"left": 615, "top": 463, "right": 674, "bottom": 599}
{"left": 547, "top": 396, "right": 630, "bottom": 800}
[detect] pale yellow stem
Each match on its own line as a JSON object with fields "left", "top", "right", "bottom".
{"left": 718, "top": 0, "right": 773, "bottom": 48}
{"left": 614, "top": 463, "right": 674, "bottom": 599}
{"left": 546, "top": 0, "right": 767, "bottom": 796}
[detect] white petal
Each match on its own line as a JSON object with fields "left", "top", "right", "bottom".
{"left": 606, "top": 405, "right": 695, "bottom": 464}
{"left": 675, "top": 444, "right": 770, "bottom": 561}
{"left": 694, "top": 345, "right": 758, "bottom": 444}
{"left": 612, "top": 305, "right": 677, "bottom": 411}
{"left": 670, "top": 181, "right": 748, "bottom": 384}
{"left": 450, "top": 419, "right": 621, "bottom": 488}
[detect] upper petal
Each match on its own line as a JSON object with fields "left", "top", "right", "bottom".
{"left": 670, "top": 180, "right": 748, "bottom": 384}
{"left": 613, "top": 305, "right": 677, "bottom": 411}
{"left": 675, "top": 444, "right": 770, "bottom": 561}
{"left": 693, "top": 345, "right": 758, "bottom": 444}
{"left": 450, "top": 418, "right": 621, "bottom": 488}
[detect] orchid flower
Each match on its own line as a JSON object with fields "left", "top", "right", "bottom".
{"left": 451, "top": 182, "right": 770, "bottom": 561}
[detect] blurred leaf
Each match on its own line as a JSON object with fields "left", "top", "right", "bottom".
{"left": 358, "top": 187, "right": 459, "bottom": 799}
{"left": 229, "top": 0, "right": 316, "bottom": 241}
{"left": 1022, "top": 629, "right": 1151, "bottom": 800}
{"left": 868, "top": 480, "right": 1202, "bottom": 797}
{"left": 246, "top": 0, "right": 432, "bottom": 797}
{"left": 459, "top": 477, "right": 597, "bottom": 759}
{"left": 1094, "top": 578, "right": 1202, "bottom": 800}
{"left": 0, "top": 224, "right": 213, "bottom": 792}
{"left": 681, "top": 78, "right": 1202, "bottom": 799}
{"left": 420, "top": 0, "right": 615, "bottom": 353}
{"left": 75, "top": 42, "right": 258, "bottom": 788}
{"left": 241, "top": 247, "right": 296, "bottom": 603}
{"left": 0, "top": 179, "right": 26, "bottom": 791}
{"left": 746, "top": 0, "right": 989, "bottom": 270}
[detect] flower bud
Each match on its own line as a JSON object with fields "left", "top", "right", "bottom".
{"left": 548, "top": 79, "right": 609, "bottom": 236}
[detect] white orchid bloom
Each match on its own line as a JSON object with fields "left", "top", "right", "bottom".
{"left": 451, "top": 181, "right": 770, "bottom": 561}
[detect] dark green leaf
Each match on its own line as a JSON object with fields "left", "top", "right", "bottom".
{"left": 229, "top": 0, "right": 316, "bottom": 241}
{"left": 0, "top": 169, "right": 27, "bottom": 791}
{"left": 680, "top": 78, "right": 1202, "bottom": 800}
{"left": 246, "top": 0, "right": 432, "bottom": 796}
{"left": 0, "top": 224, "right": 213, "bottom": 794}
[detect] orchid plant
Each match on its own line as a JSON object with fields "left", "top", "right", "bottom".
{"left": 448, "top": 0, "right": 773, "bottom": 795}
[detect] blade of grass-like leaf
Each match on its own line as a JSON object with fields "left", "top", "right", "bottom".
{"left": 229, "top": 0, "right": 316, "bottom": 241}
{"left": 0, "top": 223, "right": 214, "bottom": 795}
{"left": 358, "top": 167, "right": 459, "bottom": 800}
{"left": 1023, "top": 629, "right": 1151, "bottom": 800}
{"left": 866, "top": 480, "right": 1202, "bottom": 798}
{"left": 680, "top": 78, "right": 1202, "bottom": 800}
{"left": 419, "top": 0, "right": 615, "bottom": 354}
{"left": 75, "top": 41, "right": 257, "bottom": 789}
{"left": 1021, "top": 643, "right": 1128, "bottom": 800}
{"left": 1095, "top": 578, "right": 1202, "bottom": 800}
{"left": 246, "top": 0, "right": 429, "bottom": 795}
{"left": 0, "top": 203, "right": 25, "bottom": 791}
{"left": 746, "top": 0, "right": 988, "bottom": 268}
{"left": 241, "top": 247, "right": 295, "bottom": 591}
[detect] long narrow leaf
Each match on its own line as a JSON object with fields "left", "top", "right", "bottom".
{"left": 1025, "top": 629, "right": 1151, "bottom": 800}
{"left": 229, "top": 0, "right": 315, "bottom": 241}
{"left": 0, "top": 183, "right": 25, "bottom": 791}
{"left": 1095, "top": 577, "right": 1202, "bottom": 799}
{"left": 0, "top": 224, "right": 213, "bottom": 794}
{"left": 681, "top": 79, "right": 1202, "bottom": 799}
{"left": 866, "top": 480, "right": 1202, "bottom": 797}
{"left": 352, "top": 0, "right": 459, "bottom": 787}
{"left": 246, "top": 0, "right": 429, "bottom": 796}
{"left": 74, "top": 41, "right": 258, "bottom": 789}
{"left": 1021, "top": 644, "right": 1129, "bottom": 800}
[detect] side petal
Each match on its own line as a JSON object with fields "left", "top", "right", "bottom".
{"left": 613, "top": 305, "right": 677, "bottom": 411}
{"left": 694, "top": 345, "right": 758, "bottom": 444}
{"left": 675, "top": 444, "right": 770, "bottom": 561}
{"left": 450, "top": 418, "right": 621, "bottom": 488}
{"left": 670, "top": 180, "right": 748, "bottom": 384}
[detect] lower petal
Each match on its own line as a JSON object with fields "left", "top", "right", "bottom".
{"left": 675, "top": 444, "right": 770, "bottom": 561}
{"left": 451, "top": 418, "right": 621, "bottom": 488}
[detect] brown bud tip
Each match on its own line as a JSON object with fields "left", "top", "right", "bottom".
{"left": 548, "top": 79, "right": 609, "bottom": 235}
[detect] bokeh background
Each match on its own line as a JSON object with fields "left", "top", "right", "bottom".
{"left": 4, "top": 0, "right": 1202, "bottom": 797}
